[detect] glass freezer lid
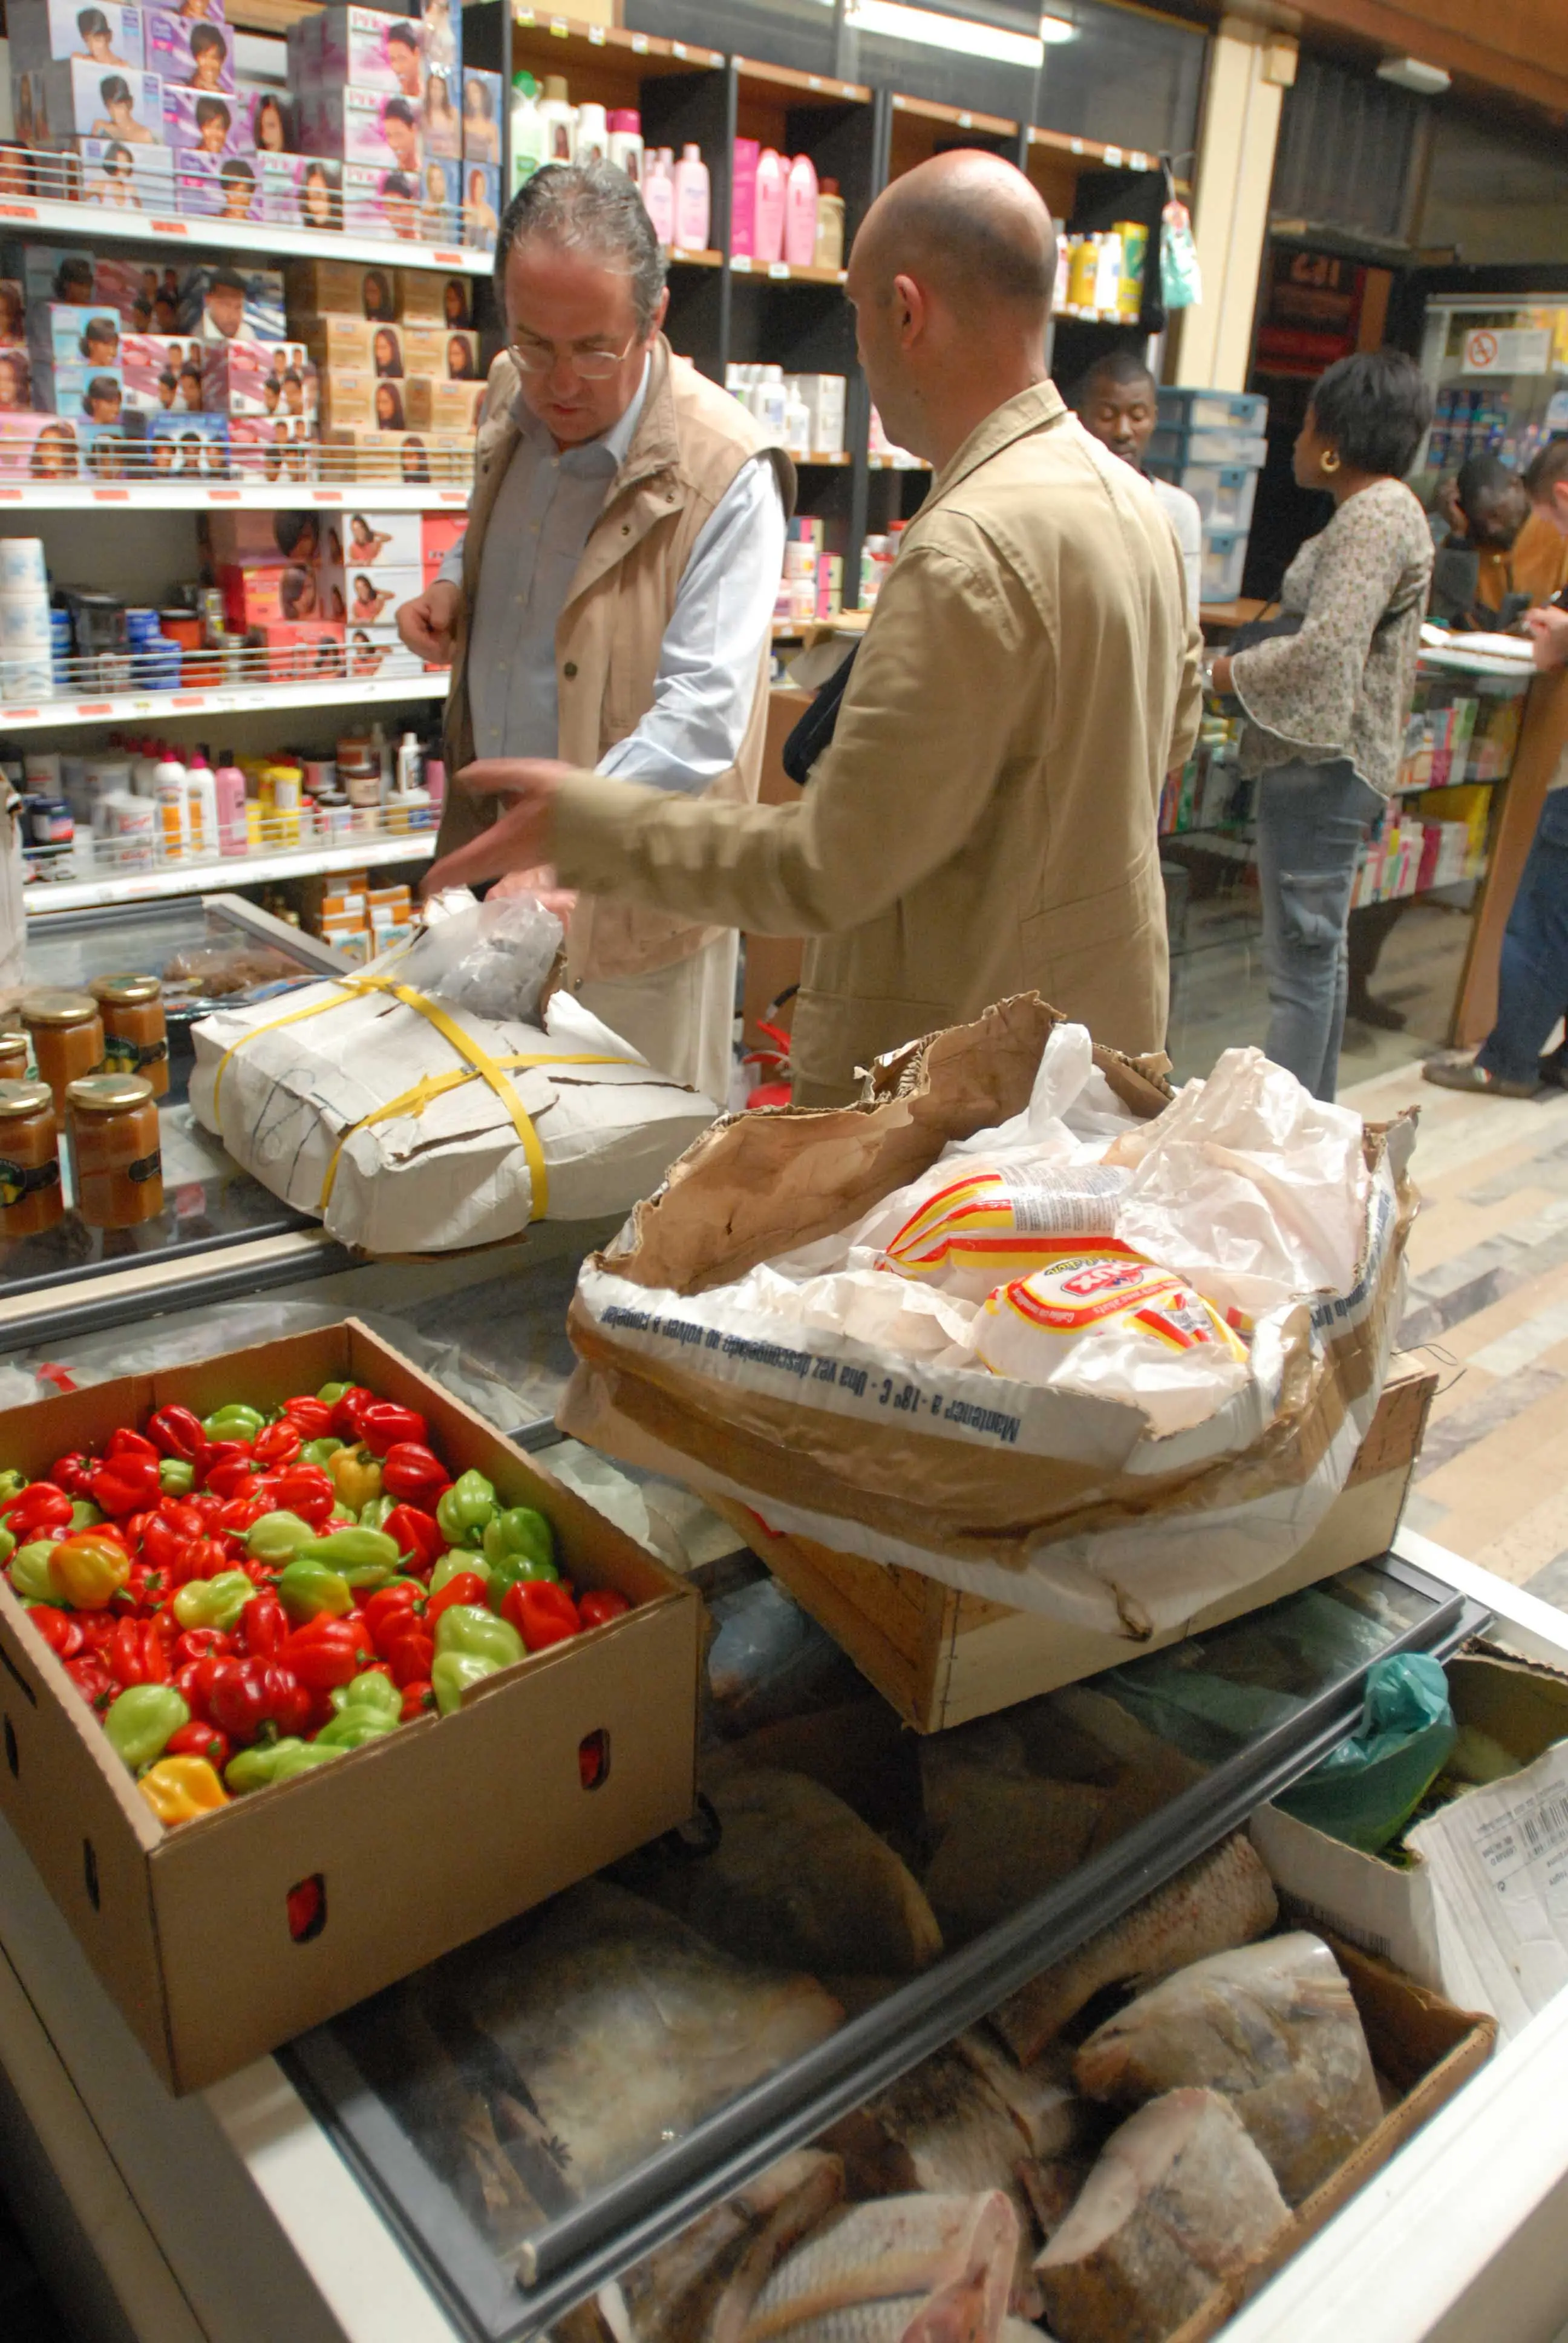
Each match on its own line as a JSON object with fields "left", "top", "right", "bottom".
{"left": 280, "top": 1552, "right": 1488, "bottom": 2343}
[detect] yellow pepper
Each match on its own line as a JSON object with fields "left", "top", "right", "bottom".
{"left": 328, "top": 1443, "right": 382, "bottom": 1513}
{"left": 138, "top": 1756, "right": 229, "bottom": 1827}
{"left": 50, "top": 1531, "right": 131, "bottom": 1610}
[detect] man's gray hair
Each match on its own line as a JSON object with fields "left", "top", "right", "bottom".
{"left": 495, "top": 162, "right": 667, "bottom": 335}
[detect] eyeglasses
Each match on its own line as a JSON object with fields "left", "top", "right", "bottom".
{"left": 511, "top": 332, "right": 636, "bottom": 381}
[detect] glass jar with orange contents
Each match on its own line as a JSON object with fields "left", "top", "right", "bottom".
{"left": 65, "top": 1074, "right": 163, "bottom": 1229}
{"left": 22, "top": 991, "right": 103, "bottom": 1113}
{"left": 0, "top": 1080, "right": 63, "bottom": 1237}
{"left": 88, "top": 974, "right": 169, "bottom": 1099}
{"left": 0, "top": 1031, "right": 29, "bottom": 1082}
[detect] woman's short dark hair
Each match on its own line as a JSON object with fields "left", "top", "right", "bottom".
{"left": 1310, "top": 351, "right": 1432, "bottom": 480}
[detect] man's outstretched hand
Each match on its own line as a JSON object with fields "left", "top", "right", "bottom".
{"left": 419, "top": 758, "right": 575, "bottom": 899}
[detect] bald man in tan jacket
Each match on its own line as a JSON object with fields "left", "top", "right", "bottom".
{"left": 426, "top": 151, "right": 1203, "bottom": 1107}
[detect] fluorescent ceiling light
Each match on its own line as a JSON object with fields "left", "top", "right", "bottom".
{"left": 1377, "top": 54, "right": 1451, "bottom": 94}
{"left": 844, "top": 0, "right": 1048, "bottom": 70}
{"left": 1039, "top": 14, "right": 1079, "bottom": 42}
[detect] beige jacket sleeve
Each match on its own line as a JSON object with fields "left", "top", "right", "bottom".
{"left": 550, "top": 526, "right": 1038, "bottom": 938}
{"left": 1171, "top": 597, "right": 1204, "bottom": 775}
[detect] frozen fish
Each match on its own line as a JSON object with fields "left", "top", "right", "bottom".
{"left": 993, "top": 1836, "right": 1279, "bottom": 2065}
{"left": 462, "top": 1884, "right": 843, "bottom": 2200}
{"left": 740, "top": 2191, "right": 1019, "bottom": 2342}
{"left": 622, "top": 2150, "right": 844, "bottom": 2343}
{"left": 641, "top": 1769, "right": 943, "bottom": 1977}
{"left": 925, "top": 1775, "right": 1109, "bottom": 1945}
{"left": 1034, "top": 2088, "right": 1290, "bottom": 2343}
{"left": 956, "top": 2029, "right": 1081, "bottom": 2161}
{"left": 1073, "top": 1933, "right": 1382, "bottom": 2204}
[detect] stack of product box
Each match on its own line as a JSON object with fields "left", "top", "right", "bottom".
{"left": 285, "top": 4, "right": 499, "bottom": 248}
{"left": 773, "top": 513, "right": 842, "bottom": 629}
{"left": 286, "top": 255, "right": 482, "bottom": 480}
{"left": 1350, "top": 799, "right": 1486, "bottom": 908}
{"left": 208, "top": 497, "right": 459, "bottom": 672}
{"left": 1148, "top": 388, "right": 1269, "bottom": 609}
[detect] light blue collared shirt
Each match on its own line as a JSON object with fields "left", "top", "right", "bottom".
{"left": 440, "top": 359, "right": 785, "bottom": 793}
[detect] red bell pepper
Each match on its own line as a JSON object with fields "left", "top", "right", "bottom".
{"left": 379, "top": 1443, "right": 449, "bottom": 1510}
{"left": 25, "top": 1605, "right": 82, "bottom": 1659}
{"left": 216, "top": 1496, "right": 269, "bottom": 1536}
{"left": 76, "top": 1612, "right": 117, "bottom": 1651}
{"left": 238, "top": 1593, "right": 289, "bottom": 1660}
{"left": 382, "top": 1625, "right": 434, "bottom": 1688}
{"left": 90, "top": 1452, "right": 161, "bottom": 1517}
{"left": 363, "top": 1581, "right": 422, "bottom": 1645}
{"left": 64, "top": 1653, "right": 114, "bottom": 1706}
{"left": 399, "top": 1680, "right": 434, "bottom": 1722}
{"left": 578, "top": 1589, "right": 632, "bottom": 1631}
{"left": 106, "top": 1428, "right": 160, "bottom": 1466}
{"left": 328, "top": 1386, "right": 376, "bottom": 1441}
{"left": 108, "top": 1618, "right": 170, "bottom": 1688}
{"left": 166, "top": 1534, "right": 233, "bottom": 1588}
{"left": 203, "top": 1456, "right": 260, "bottom": 1502}
{"left": 1, "top": 1482, "right": 74, "bottom": 1536}
{"left": 281, "top": 1395, "right": 333, "bottom": 1439}
{"left": 175, "top": 1653, "right": 232, "bottom": 1720}
{"left": 184, "top": 1491, "right": 227, "bottom": 1527}
{"left": 206, "top": 1658, "right": 311, "bottom": 1745}
{"left": 261, "top": 1463, "right": 335, "bottom": 1527}
{"left": 426, "top": 1571, "right": 488, "bottom": 1625}
{"left": 251, "top": 1420, "right": 302, "bottom": 1468}
{"left": 165, "top": 1719, "right": 232, "bottom": 1771}
{"left": 49, "top": 1452, "right": 97, "bottom": 1499}
{"left": 359, "top": 1401, "right": 428, "bottom": 1458}
{"left": 382, "top": 1502, "right": 444, "bottom": 1575}
{"left": 279, "top": 1613, "right": 376, "bottom": 1693}
{"left": 147, "top": 1404, "right": 209, "bottom": 1467}
{"left": 503, "top": 1578, "right": 581, "bottom": 1653}
{"left": 172, "top": 1627, "right": 233, "bottom": 1670}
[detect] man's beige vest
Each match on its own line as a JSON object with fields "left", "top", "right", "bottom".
{"left": 438, "top": 335, "right": 795, "bottom": 985}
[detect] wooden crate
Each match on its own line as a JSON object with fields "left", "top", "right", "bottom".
{"left": 713, "top": 1361, "right": 1438, "bottom": 1734}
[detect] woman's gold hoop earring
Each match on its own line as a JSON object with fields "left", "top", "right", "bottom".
{"left": 1321, "top": 448, "right": 1341, "bottom": 476}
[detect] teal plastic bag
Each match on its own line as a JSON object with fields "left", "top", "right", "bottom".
{"left": 1275, "top": 1653, "right": 1455, "bottom": 1854}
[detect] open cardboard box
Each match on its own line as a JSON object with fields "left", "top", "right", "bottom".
{"left": 0, "top": 1322, "right": 703, "bottom": 2094}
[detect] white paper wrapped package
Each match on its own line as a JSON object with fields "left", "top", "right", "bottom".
{"left": 560, "top": 996, "right": 1417, "bottom": 1640}
{"left": 189, "top": 946, "right": 719, "bottom": 1252}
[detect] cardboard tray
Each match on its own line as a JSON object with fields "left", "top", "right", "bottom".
{"left": 1167, "top": 1935, "right": 1496, "bottom": 2343}
{"left": 712, "top": 1360, "right": 1438, "bottom": 1732}
{"left": 0, "top": 1320, "right": 703, "bottom": 2094}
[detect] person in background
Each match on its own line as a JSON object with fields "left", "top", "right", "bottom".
{"left": 1429, "top": 454, "right": 1530, "bottom": 626}
{"left": 1425, "top": 438, "right": 1568, "bottom": 1096}
{"left": 394, "top": 162, "right": 789, "bottom": 1103}
{"left": 1074, "top": 347, "right": 1202, "bottom": 614}
{"left": 1210, "top": 350, "right": 1433, "bottom": 1101}
{"left": 419, "top": 151, "right": 1201, "bottom": 1106}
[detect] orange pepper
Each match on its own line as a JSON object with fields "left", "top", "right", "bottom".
{"left": 138, "top": 1755, "right": 229, "bottom": 1827}
{"left": 50, "top": 1531, "right": 132, "bottom": 1610}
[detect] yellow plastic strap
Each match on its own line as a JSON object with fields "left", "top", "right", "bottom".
{"left": 211, "top": 983, "right": 359, "bottom": 1115}
{"left": 319, "top": 1050, "right": 631, "bottom": 1211}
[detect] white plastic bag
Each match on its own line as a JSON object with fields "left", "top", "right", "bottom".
{"left": 390, "top": 885, "right": 564, "bottom": 1025}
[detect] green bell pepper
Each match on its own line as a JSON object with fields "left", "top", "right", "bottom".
{"left": 482, "top": 1505, "right": 558, "bottom": 1581}
{"left": 157, "top": 1458, "right": 195, "bottom": 1496}
{"left": 359, "top": 1494, "right": 397, "bottom": 1532}
{"left": 433, "top": 1604, "right": 524, "bottom": 1671}
{"left": 8, "top": 1541, "right": 61, "bottom": 1604}
{"left": 246, "top": 1510, "right": 318, "bottom": 1564}
{"left": 275, "top": 1556, "right": 354, "bottom": 1623}
{"left": 104, "top": 1683, "right": 188, "bottom": 1771}
{"left": 0, "top": 1524, "right": 14, "bottom": 1570}
{"left": 201, "top": 1403, "right": 265, "bottom": 1444}
{"left": 429, "top": 1547, "right": 490, "bottom": 1595}
{"left": 68, "top": 1498, "right": 105, "bottom": 1530}
{"left": 299, "top": 1437, "right": 343, "bottom": 1469}
{"left": 295, "top": 1526, "right": 399, "bottom": 1588}
{"left": 327, "top": 1668, "right": 401, "bottom": 1720}
{"left": 0, "top": 1469, "right": 25, "bottom": 1506}
{"left": 225, "top": 1738, "right": 345, "bottom": 1794}
{"left": 313, "top": 1705, "right": 399, "bottom": 1750}
{"left": 436, "top": 1469, "right": 497, "bottom": 1547}
{"left": 315, "top": 1381, "right": 352, "bottom": 1406}
{"left": 431, "top": 1648, "right": 501, "bottom": 1715}
{"left": 171, "top": 1570, "right": 253, "bottom": 1632}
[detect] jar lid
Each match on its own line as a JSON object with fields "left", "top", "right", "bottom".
{"left": 89, "top": 972, "right": 163, "bottom": 1007}
{"left": 21, "top": 988, "right": 100, "bottom": 1028}
{"left": 66, "top": 1073, "right": 154, "bottom": 1114}
{"left": 0, "top": 1078, "right": 53, "bottom": 1116}
{"left": 0, "top": 1029, "right": 28, "bottom": 1052}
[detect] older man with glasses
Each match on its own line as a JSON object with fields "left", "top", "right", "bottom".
{"left": 397, "top": 163, "right": 791, "bottom": 1102}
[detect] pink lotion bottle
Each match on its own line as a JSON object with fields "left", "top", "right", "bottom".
{"left": 754, "top": 147, "right": 785, "bottom": 264}
{"left": 672, "top": 142, "right": 710, "bottom": 252}
{"left": 214, "top": 747, "right": 249, "bottom": 856}
{"left": 731, "top": 136, "right": 759, "bottom": 258}
{"left": 783, "top": 151, "right": 818, "bottom": 267}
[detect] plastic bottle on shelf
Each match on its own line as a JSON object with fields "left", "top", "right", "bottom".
{"left": 750, "top": 366, "right": 787, "bottom": 444}
{"left": 1053, "top": 231, "right": 1071, "bottom": 311}
{"left": 153, "top": 743, "right": 189, "bottom": 860}
{"left": 370, "top": 721, "right": 392, "bottom": 801}
{"left": 783, "top": 384, "right": 811, "bottom": 457}
{"left": 754, "top": 148, "right": 786, "bottom": 265}
{"left": 673, "top": 143, "right": 710, "bottom": 254}
{"left": 213, "top": 748, "right": 247, "bottom": 856}
{"left": 396, "top": 730, "right": 422, "bottom": 796}
{"left": 1066, "top": 234, "right": 1097, "bottom": 315}
{"left": 642, "top": 147, "right": 675, "bottom": 247}
{"left": 184, "top": 744, "right": 218, "bottom": 857}
{"left": 607, "top": 109, "right": 644, "bottom": 188}
{"left": 783, "top": 152, "right": 818, "bottom": 269}
{"left": 731, "top": 137, "right": 759, "bottom": 258}
{"left": 509, "top": 71, "right": 546, "bottom": 197}
{"left": 538, "top": 74, "right": 577, "bottom": 165}
{"left": 131, "top": 739, "right": 160, "bottom": 800}
{"left": 575, "top": 100, "right": 608, "bottom": 165}
{"left": 814, "top": 176, "right": 844, "bottom": 272}
{"left": 1093, "top": 231, "right": 1123, "bottom": 318}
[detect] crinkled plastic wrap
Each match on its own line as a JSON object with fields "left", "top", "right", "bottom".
{"left": 560, "top": 996, "right": 1416, "bottom": 1639}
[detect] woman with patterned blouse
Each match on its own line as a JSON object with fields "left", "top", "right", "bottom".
{"left": 1211, "top": 352, "right": 1434, "bottom": 1099}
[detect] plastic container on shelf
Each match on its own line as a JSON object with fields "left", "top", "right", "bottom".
{"left": 1158, "top": 388, "right": 1269, "bottom": 434}
{"left": 754, "top": 148, "right": 786, "bottom": 265}
{"left": 607, "top": 108, "right": 642, "bottom": 188}
{"left": 783, "top": 152, "right": 817, "bottom": 269}
{"left": 814, "top": 175, "right": 844, "bottom": 273}
{"left": 575, "top": 102, "right": 608, "bottom": 166}
{"left": 642, "top": 147, "right": 675, "bottom": 246}
{"left": 1149, "top": 423, "right": 1269, "bottom": 469}
{"left": 537, "top": 74, "right": 577, "bottom": 165}
{"left": 673, "top": 143, "right": 710, "bottom": 254}
{"left": 1146, "top": 460, "right": 1261, "bottom": 533}
{"left": 1200, "top": 525, "right": 1250, "bottom": 606}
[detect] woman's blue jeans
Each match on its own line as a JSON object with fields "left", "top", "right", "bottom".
{"left": 1477, "top": 785, "right": 1568, "bottom": 1086}
{"left": 1255, "top": 758, "right": 1383, "bottom": 1101}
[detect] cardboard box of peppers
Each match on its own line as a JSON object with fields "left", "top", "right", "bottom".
{"left": 0, "top": 1386, "right": 633, "bottom": 1828}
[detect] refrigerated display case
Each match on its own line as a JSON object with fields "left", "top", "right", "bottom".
{"left": 1413, "top": 295, "right": 1568, "bottom": 498}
